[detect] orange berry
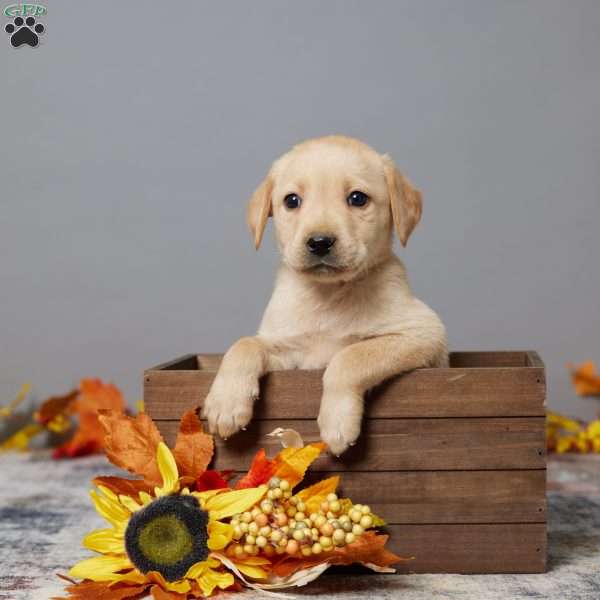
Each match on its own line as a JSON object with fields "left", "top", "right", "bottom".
{"left": 255, "top": 513, "right": 268, "bottom": 527}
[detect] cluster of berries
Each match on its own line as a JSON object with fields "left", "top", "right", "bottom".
{"left": 227, "top": 476, "right": 374, "bottom": 560}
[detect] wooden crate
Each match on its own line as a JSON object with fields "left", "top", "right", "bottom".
{"left": 144, "top": 350, "right": 547, "bottom": 574}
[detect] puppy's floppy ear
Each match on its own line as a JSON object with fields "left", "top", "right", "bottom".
{"left": 382, "top": 154, "right": 422, "bottom": 247}
{"left": 247, "top": 176, "right": 273, "bottom": 249}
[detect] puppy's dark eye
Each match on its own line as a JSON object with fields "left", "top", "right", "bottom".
{"left": 284, "top": 194, "right": 302, "bottom": 209}
{"left": 347, "top": 191, "right": 369, "bottom": 207}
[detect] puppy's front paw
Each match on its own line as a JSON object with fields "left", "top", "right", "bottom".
{"left": 201, "top": 373, "right": 258, "bottom": 439}
{"left": 317, "top": 389, "right": 363, "bottom": 456}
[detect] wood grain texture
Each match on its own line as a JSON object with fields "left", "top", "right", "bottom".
{"left": 156, "top": 418, "right": 546, "bottom": 471}
{"left": 297, "top": 470, "right": 546, "bottom": 524}
{"left": 388, "top": 523, "right": 546, "bottom": 573}
{"left": 151, "top": 351, "right": 539, "bottom": 371}
{"left": 145, "top": 352, "right": 546, "bottom": 420}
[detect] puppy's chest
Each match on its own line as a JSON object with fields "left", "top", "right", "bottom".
{"left": 277, "top": 332, "right": 359, "bottom": 370}
{"left": 261, "top": 304, "right": 368, "bottom": 369}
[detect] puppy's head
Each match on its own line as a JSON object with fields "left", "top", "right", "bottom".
{"left": 247, "top": 136, "right": 422, "bottom": 283}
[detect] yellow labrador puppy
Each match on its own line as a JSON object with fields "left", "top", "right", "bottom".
{"left": 202, "top": 136, "right": 447, "bottom": 455}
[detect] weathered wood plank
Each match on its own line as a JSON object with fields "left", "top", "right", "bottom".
{"left": 449, "top": 351, "right": 528, "bottom": 368}
{"left": 149, "top": 351, "right": 537, "bottom": 372}
{"left": 156, "top": 418, "right": 546, "bottom": 471}
{"left": 300, "top": 470, "right": 546, "bottom": 524}
{"left": 145, "top": 363, "right": 545, "bottom": 420}
{"left": 388, "top": 523, "right": 546, "bottom": 573}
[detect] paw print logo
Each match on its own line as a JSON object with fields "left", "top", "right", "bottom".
{"left": 5, "top": 16, "right": 45, "bottom": 47}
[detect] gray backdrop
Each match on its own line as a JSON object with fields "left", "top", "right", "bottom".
{"left": 1, "top": 1, "right": 599, "bottom": 420}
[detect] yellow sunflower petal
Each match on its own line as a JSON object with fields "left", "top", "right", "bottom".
{"left": 184, "top": 559, "right": 210, "bottom": 579}
{"left": 83, "top": 528, "right": 125, "bottom": 554}
{"left": 207, "top": 520, "right": 233, "bottom": 551}
{"left": 146, "top": 570, "right": 191, "bottom": 593}
{"left": 154, "top": 442, "right": 180, "bottom": 496}
{"left": 204, "top": 486, "right": 267, "bottom": 520}
{"left": 108, "top": 570, "right": 149, "bottom": 586}
{"left": 90, "top": 489, "right": 130, "bottom": 528}
{"left": 197, "top": 569, "right": 234, "bottom": 597}
{"left": 193, "top": 489, "right": 229, "bottom": 507}
{"left": 205, "top": 556, "right": 221, "bottom": 569}
{"left": 139, "top": 491, "right": 154, "bottom": 505}
{"left": 68, "top": 555, "right": 134, "bottom": 582}
{"left": 119, "top": 494, "right": 142, "bottom": 513}
{"left": 97, "top": 485, "right": 120, "bottom": 503}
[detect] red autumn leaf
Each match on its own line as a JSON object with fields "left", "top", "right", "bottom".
{"left": 196, "top": 470, "right": 230, "bottom": 491}
{"left": 52, "top": 580, "right": 149, "bottom": 599}
{"left": 219, "top": 469, "right": 235, "bottom": 482}
{"left": 92, "top": 476, "right": 154, "bottom": 498}
{"left": 171, "top": 410, "right": 214, "bottom": 479}
{"left": 98, "top": 410, "right": 164, "bottom": 485}
{"left": 53, "top": 437, "right": 102, "bottom": 459}
{"left": 234, "top": 448, "right": 275, "bottom": 489}
{"left": 52, "top": 413, "right": 106, "bottom": 459}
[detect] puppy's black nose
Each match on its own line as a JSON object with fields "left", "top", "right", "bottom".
{"left": 306, "top": 234, "right": 336, "bottom": 256}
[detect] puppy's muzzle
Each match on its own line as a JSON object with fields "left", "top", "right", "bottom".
{"left": 306, "top": 234, "right": 336, "bottom": 257}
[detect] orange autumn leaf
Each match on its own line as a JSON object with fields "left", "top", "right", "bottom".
{"left": 570, "top": 361, "right": 600, "bottom": 396}
{"left": 76, "top": 379, "right": 125, "bottom": 413}
{"left": 171, "top": 410, "right": 214, "bottom": 479}
{"left": 327, "top": 531, "right": 404, "bottom": 568}
{"left": 92, "top": 476, "right": 154, "bottom": 499}
{"left": 52, "top": 580, "right": 149, "bottom": 599}
{"left": 98, "top": 411, "right": 164, "bottom": 485}
{"left": 271, "top": 442, "right": 326, "bottom": 488}
{"left": 234, "top": 448, "right": 275, "bottom": 489}
{"left": 53, "top": 380, "right": 126, "bottom": 459}
{"left": 272, "top": 531, "right": 403, "bottom": 578}
{"left": 150, "top": 585, "right": 186, "bottom": 600}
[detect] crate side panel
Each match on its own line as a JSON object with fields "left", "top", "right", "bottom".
{"left": 156, "top": 418, "right": 546, "bottom": 471}
{"left": 145, "top": 366, "right": 545, "bottom": 420}
{"left": 301, "top": 470, "right": 546, "bottom": 524}
{"left": 449, "top": 351, "right": 529, "bottom": 367}
{"left": 389, "top": 523, "right": 546, "bottom": 573}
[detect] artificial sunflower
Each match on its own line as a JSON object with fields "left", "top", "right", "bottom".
{"left": 68, "top": 442, "right": 269, "bottom": 596}
{"left": 58, "top": 410, "right": 402, "bottom": 599}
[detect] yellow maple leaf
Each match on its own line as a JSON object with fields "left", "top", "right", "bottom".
{"left": 271, "top": 442, "right": 326, "bottom": 488}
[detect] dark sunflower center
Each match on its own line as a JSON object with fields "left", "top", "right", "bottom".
{"left": 125, "top": 494, "right": 209, "bottom": 581}
{"left": 138, "top": 514, "right": 194, "bottom": 565}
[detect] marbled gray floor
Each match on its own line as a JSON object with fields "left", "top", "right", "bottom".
{"left": 1, "top": 453, "right": 599, "bottom": 600}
